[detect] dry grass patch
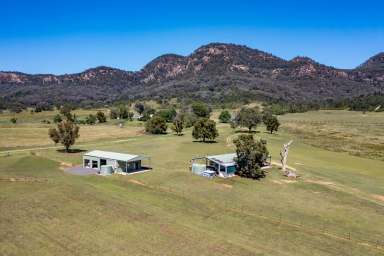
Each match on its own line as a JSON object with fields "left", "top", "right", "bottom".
{"left": 0, "top": 124, "right": 143, "bottom": 149}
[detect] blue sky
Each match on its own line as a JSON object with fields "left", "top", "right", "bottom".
{"left": 1, "top": 0, "right": 383, "bottom": 74}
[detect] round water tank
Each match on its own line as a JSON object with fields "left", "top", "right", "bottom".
{"left": 100, "top": 165, "right": 114, "bottom": 176}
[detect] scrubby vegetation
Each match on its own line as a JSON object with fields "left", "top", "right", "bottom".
{"left": 218, "top": 110, "right": 231, "bottom": 123}
{"left": 145, "top": 116, "right": 168, "bottom": 134}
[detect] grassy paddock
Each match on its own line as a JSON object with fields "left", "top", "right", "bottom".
{"left": 0, "top": 110, "right": 383, "bottom": 255}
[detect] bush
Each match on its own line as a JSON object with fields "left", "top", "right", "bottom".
{"left": 53, "top": 114, "right": 62, "bottom": 123}
{"left": 183, "top": 112, "right": 198, "bottom": 128}
{"left": 96, "top": 111, "right": 107, "bottom": 123}
{"left": 140, "top": 107, "right": 156, "bottom": 121}
{"left": 219, "top": 110, "right": 231, "bottom": 123}
{"left": 145, "top": 116, "right": 168, "bottom": 134}
{"left": 134, "top": 102, "right": 145, "bottom": 115}
{"left": 10, "top": 118, "right": 17, "bottom": 124}
{"left": 85, "top": 114, "right": 97, "bottom": 125}
{"left": 110, "top": 108, "right": 119, "bottom": 119}
{"left": 192, "top": 118, "right": 219, "bottom": 142}
{"left": 191, "top": 102, "right": 211, "bottom": 118}
{"left": 233, "top": 134, "right": 269, "bottom": 179}
{"left": 171, "top": 115, "right": 184, "bottom": 135}
{"left": 157, "top": 108, "right": 177, "bottom": 122}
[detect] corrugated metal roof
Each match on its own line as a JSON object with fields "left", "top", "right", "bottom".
{"left": 206, "top": 153, "right": 236, "bottom": 166}
{"left": 84, "top": 150, "right": 147, "bottom": 162}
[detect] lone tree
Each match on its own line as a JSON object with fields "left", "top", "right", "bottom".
{"left": 48, "top": 119, "right": 80, "bottom": 152}
{"left": 233, "top": 134, "right": 269, "bottom": 179}
{"left": 171, "top": 115, "right": 184, "bottom": 135}
{"left": 10, "top": 117, "right": 17, "bottom": 124}
{"left": 263, "top": 114, "right": 280, "bottom": 134}
{"left": 145, "top": 116, "right": 168, "bottom": 134}
{"left": 192, "top": 119, "right": 219, "bottom": 142}
{"left": 219, "top": 110, "right": 231, "bottom": 123}
{"left": 233, "top": 107, "right": 262, "bottom": 132}
{"left": 96, "top": 111, "right": 107, "bottom": 123}
{"left": 191, "top": 102, "right": 211, "bottom": 118}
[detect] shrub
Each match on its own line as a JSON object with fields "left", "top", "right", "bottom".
{"left": 191, "top": 102, "right": 211, "bottom": 118}
{"left": 53, "top": 114, "right": 62, "bottom": 123}
{"left": 183, "top": 112, "right": 198, "bottom": 128}
{"left": 134, "top": 102, "right": 145, "bottom": 115}
{"left": 110, "top": 108, "right": 119, "bottom": 119}
{"left": 85, "top": 114, "right": 97, "bottom": 125}
{"left": 219, "top": 110, "right": 231, "bottom": 123}
{"left": 157, "top": 108, "right": 177, "bottom": 122}
{"left": 10, "top": 118, "right": 17, "bottom": 124}
{"left": 171, "top": 115, "right": 184, "bottom": 135}
{"left": 96, "top": 111, "right": 107, "bottom": 123}
{"left": 145, "top": 116, "right": 168, "bottom": 134}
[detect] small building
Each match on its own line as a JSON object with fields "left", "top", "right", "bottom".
{"left": 191, "top": 153, "right": 237, "bottom": 178}
{"left": 83, "top": 150, "right": 149, "bottom": 175}
{"left": 191, "top": 153, "right": 271, "bottom": 178}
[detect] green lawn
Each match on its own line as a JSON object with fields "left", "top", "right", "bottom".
{"left": 0, "top": 110, "right": 383, "bottom": 255}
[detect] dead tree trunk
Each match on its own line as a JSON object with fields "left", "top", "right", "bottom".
{"left": 280, "top": 140, "right": 293, "bottom": 175}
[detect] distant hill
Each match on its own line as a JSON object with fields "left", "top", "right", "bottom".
{"left": 0, "top": 43, "right": 383, "bottom": 108}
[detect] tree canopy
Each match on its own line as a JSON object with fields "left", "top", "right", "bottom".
{"left": 263, "top": 114, "right": 280, "bottom": 134}
{"left": 233, "top": 134, "right": 269, "bottom": 179}
{"left": 145, "top": 116, "right": 168, "bottom": 134}
{"left": 219, "top": 110, "right": 231, "bottom": 123}
{"left": 48, "top": 119, "right": 80, "bottom": 152}
{"left": 192, "top": 118, "right": 219, "bottom": 142}
{"left": 191, "top": 102, "right": 211, "bottom": 118}
{"left": 233, "top": 107, "right": 262, "bottom": 132}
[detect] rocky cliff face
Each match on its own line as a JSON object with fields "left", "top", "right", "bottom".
{"left": 1, "top": 43, "right": 383, "bottom": 107}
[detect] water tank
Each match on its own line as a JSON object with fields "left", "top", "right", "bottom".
{"left": 100, "top": 165, "right": 114, "bottom": 176}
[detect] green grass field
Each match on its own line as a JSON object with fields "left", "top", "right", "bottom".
{"left": 0, "top": 110, "right": 383, "bottom": 255}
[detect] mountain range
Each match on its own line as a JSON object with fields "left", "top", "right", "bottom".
{"left": 1, "top": 43, "right": 383, "bottom": 108}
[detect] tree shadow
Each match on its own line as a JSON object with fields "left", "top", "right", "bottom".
{"left": 234, "top": 130, "right": 260, "bottom": 134}
{"left": 263, "top": 131, "right": 278, "bottom": 135}
{"left": 192, "top": 140, "right": 218, "bottom": 144}
{"left": 56, "top": 148, "right": 87, "bottom": 154}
